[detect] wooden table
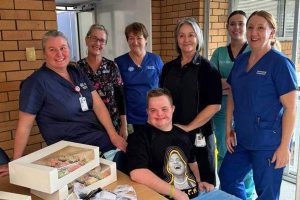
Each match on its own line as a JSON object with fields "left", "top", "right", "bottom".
{"left": 0, "top": 171, "right": 167, "bottom": 200}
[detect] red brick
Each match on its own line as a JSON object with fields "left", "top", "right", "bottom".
{"left": 15, "top": 0, "right": 43, "bottom": 10}
{"left": 0, "top": 93, "right": 8, "bottom": 102}
{"left": 3, "top": 31, "right": 32, "bottom": 40}
{"left": 0, "top": 61, "right": 20, "bottom": 72}
{"left": 6, "top": 70, "right": 34, "bottom": 81}
{"left": 0, "top": 101, "right": 19, "bottom": 112}
{"left": 0, "top": 73, "right": 6, "bottom": 82}
{"left": 0, "top": 0, "right": 14, "bottom": 9}
{"left": 20, "top": 60, "right": 44, "bottom": 70}
{"left": 28, "top": 134, "right": 44, "bottom": 145}
{"left": 17, "top": 20, "right": 45, "bottom": 30}
{"left": 0, "top": 41, "right": 18, "bottom": 51}
{"left": 0, "top": 139, "right": 14, "bottom": 150}
{"left": 45, "top": 21, "right": 57, "bottom": 30}
{"left": 0, "top": 10, "right": 30, "bottom": 20}
{"left": 8, "top": 91, "right": 19, "bottom": 101}
{"left": 4, "top": 51, "right": 26, "bottom": 61}
{"left": 0, "top": 112, "right": 10, "bottom": 122}
{"left": 0, "top": 120, "right": 18, "bottom": 132}
{"left": 0, "top": 81, "right": 20, "bottom": 92}
{"left": 43, "top": 1, "right": 56, "bottom": 11}
{"left": 35, "top": 50, "right": 44, "bottom": 60}
{"left": 0, "top": 131, "right": 12, "bottom": 142}
{"left": 32, "top": 31, "right": 47, "bottom": 40}
{"left": 18, "top": 41, "right": 42, "bottom": 50}
{"left": 9, "top": 110, "right": 19, "bottom": 120}
{"left": 30, "top": 11, "right": 57, "bottom": 20}
{"left": 0, "top": 20, "right": 16, "bottom": 30}
{"left": 0, "top": 52, "right": 3, "bottom": 62}
{"left": 23, "top": 143, "right": 43, "bottom": 156}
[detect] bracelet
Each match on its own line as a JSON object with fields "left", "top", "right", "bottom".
{"left": 169, "top": 185, "right": 175, "bottom": 199}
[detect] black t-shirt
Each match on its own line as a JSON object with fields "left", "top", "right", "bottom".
{"left": 160, "top": 53, "right": 222, "bottom": 137}
{"left": 127, "top": 123, "right": 199, "bottom": 198}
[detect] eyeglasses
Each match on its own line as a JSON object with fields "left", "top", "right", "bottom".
{"left": 88, "top": 36, "right": 107, "bottom": 44}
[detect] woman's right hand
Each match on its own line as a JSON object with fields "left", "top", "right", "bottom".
{"left": 226, "top": 130, "right": 236, "bottom": 153}
{"left": 0, "top": 164, "right": 9, "bottom": 177}
{"left": 174, "top": 189, "right": 189, "bottom": 200}
{"left": 110, "top": 133, "right": 127, "bottom": 152}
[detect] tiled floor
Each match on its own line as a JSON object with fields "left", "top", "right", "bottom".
{"left": 217, "top": 176, "right": 296, "bottom": 200}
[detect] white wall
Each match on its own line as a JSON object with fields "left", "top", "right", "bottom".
{"left": 95, "top": 0, "right": 152, "bottom": 60}
{"left": 77, "top": 11, "right": 95, "bottom": 59}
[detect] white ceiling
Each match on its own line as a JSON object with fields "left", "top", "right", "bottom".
{"left": 55, "top": 0, "right": 96, "bottom": 7}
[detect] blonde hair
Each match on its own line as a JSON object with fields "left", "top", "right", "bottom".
{"left": 247, "top": 10, "right": 277, "bottom": 30}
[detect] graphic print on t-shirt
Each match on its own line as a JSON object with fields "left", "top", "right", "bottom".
{"left": 163, "top": 147, "right": 198, "bottom": 198}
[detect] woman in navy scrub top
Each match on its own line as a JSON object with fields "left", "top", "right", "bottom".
{"left": 219, "top": 11, "right": 298, "bottom": 200}
{"left": 0, "top": 31, "right": 127, "bottom": 177}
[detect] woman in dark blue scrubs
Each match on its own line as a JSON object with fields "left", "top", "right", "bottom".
{"left": 0, "top": 30, "right": 127, "bottom": 177}
{"left": 219, "top": 10, "right": 298, "bottom": 200}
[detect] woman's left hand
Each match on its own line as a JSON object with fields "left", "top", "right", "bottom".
{"left": 271, "top": 145, "right": 290, "bottom": 169}
{"left": 198, "top": 181, "right": 214, "bottom": 192}
{"left": 110, "top": 134, "right": 127, "bottom": 152}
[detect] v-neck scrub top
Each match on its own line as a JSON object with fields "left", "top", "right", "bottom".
{"left": 115, "top": 52, "right": 163, "bottom": 124}
{"left": 227, "top": 49, "right": 298, "bottom": 150}
{"left": 19, "top": 63, "right": 114, "bottom": 152}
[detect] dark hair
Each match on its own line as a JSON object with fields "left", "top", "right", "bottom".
{"left": 147, "top": 88, "right": 173, "bottom": 107}
{"left": 174, "top": 17, "right": 203, "bottom": 55}
{"left": 247, "top": 10, "right": 277, "bottom": 30}
{"left": 125, "top": 22, "right": 149, "bottom": 40}
{"left": 42, "top": 30, "right": 69, "bottom": 51}
{"left": 227, "top": 10, "right": 247, "bottom": 24}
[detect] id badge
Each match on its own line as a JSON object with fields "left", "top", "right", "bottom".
{"left": 194, "top": 133, "right": 206, "bottom": 147}
{"left": 79, "top": 97, "right": 89, "bottom": 111}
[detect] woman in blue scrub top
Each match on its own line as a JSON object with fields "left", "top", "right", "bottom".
{"left": 210, "top": 10, "right": 254, "bottom": 200}
{"left": 0, "top": 30, "right": 127, "bottom": 177}
{"left": 219, "top": 10, "right": 298, "bottom": 200}
{"left": 115, "top": 22, "right": 163, "bottom": 134}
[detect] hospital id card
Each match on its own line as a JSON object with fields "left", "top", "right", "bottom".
{"left": 79, "top": 96, "right": 89, "bottom": 111}
{"left": 195, "top": 133, "right": 206, "bottom": 147}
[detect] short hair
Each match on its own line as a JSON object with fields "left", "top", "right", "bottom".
{"left": 42, "top": 30, "right": 69, "bottom": 51}
{"left": 86, "top": 24, "right": 108, "bottom": 40}
{"left": 227, "top": 10, "right": 247, "bottom": 24}
{"left": 247, "top": 10, "right": 277, "bottom": 30}
{"left": 125, "top": 22, "right": 149, "bottom": 40}
{"left": 174, "top": 17, "right": 203, "bottom": 55}
{"left": 147, "top": 88, "right": 173, "bottom": 108}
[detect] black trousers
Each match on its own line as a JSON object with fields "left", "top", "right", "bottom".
{"left": 194, "top": 133, "right": 216, "bottom": 186}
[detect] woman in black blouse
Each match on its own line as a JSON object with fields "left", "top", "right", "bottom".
{"left": 160, "top": 17, "right": 222, "bottom": 185}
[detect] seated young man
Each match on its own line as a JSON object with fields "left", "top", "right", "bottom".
{"left": 126, "top": 88, "right": 214, "bottom": 200}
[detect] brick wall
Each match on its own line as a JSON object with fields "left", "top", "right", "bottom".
{"left": 151, "top": 0, "right": 229, "bottom": 63}
{"left": 208, "top": 0, "right": 228, "bottom": 57}
{"left": 151, "top": 0, "right": 205, "bottom": 62}
{"left": 0, "top": 0, "right": 57, "bottom": 158}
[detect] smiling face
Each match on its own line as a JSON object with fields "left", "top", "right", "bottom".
{"left": 227, "top": 14, "right": 247, "bottom": 41}
{"left": 246, "top": 15, "right": 274, "bottom": 51}
{"left": 127, "top": 32, "right": 147, "bottom": 56}
{"left": 147, "top": 95, "right": 174, "bottom": 131}
{"left": 43, "top": 36, "right": 70, "bottom": 71}
{"left": 168, "top": 152, "right": 185, "bottom": 176}
{"left": 177, "top": 24, "right": 198, "bottom": 55}
{"left": 86, "top": 29, "right": 107, "bottom": 57}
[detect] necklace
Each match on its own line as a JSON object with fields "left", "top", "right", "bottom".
{"left": 174, "top": 177, "right": 187, "bottom": 185}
